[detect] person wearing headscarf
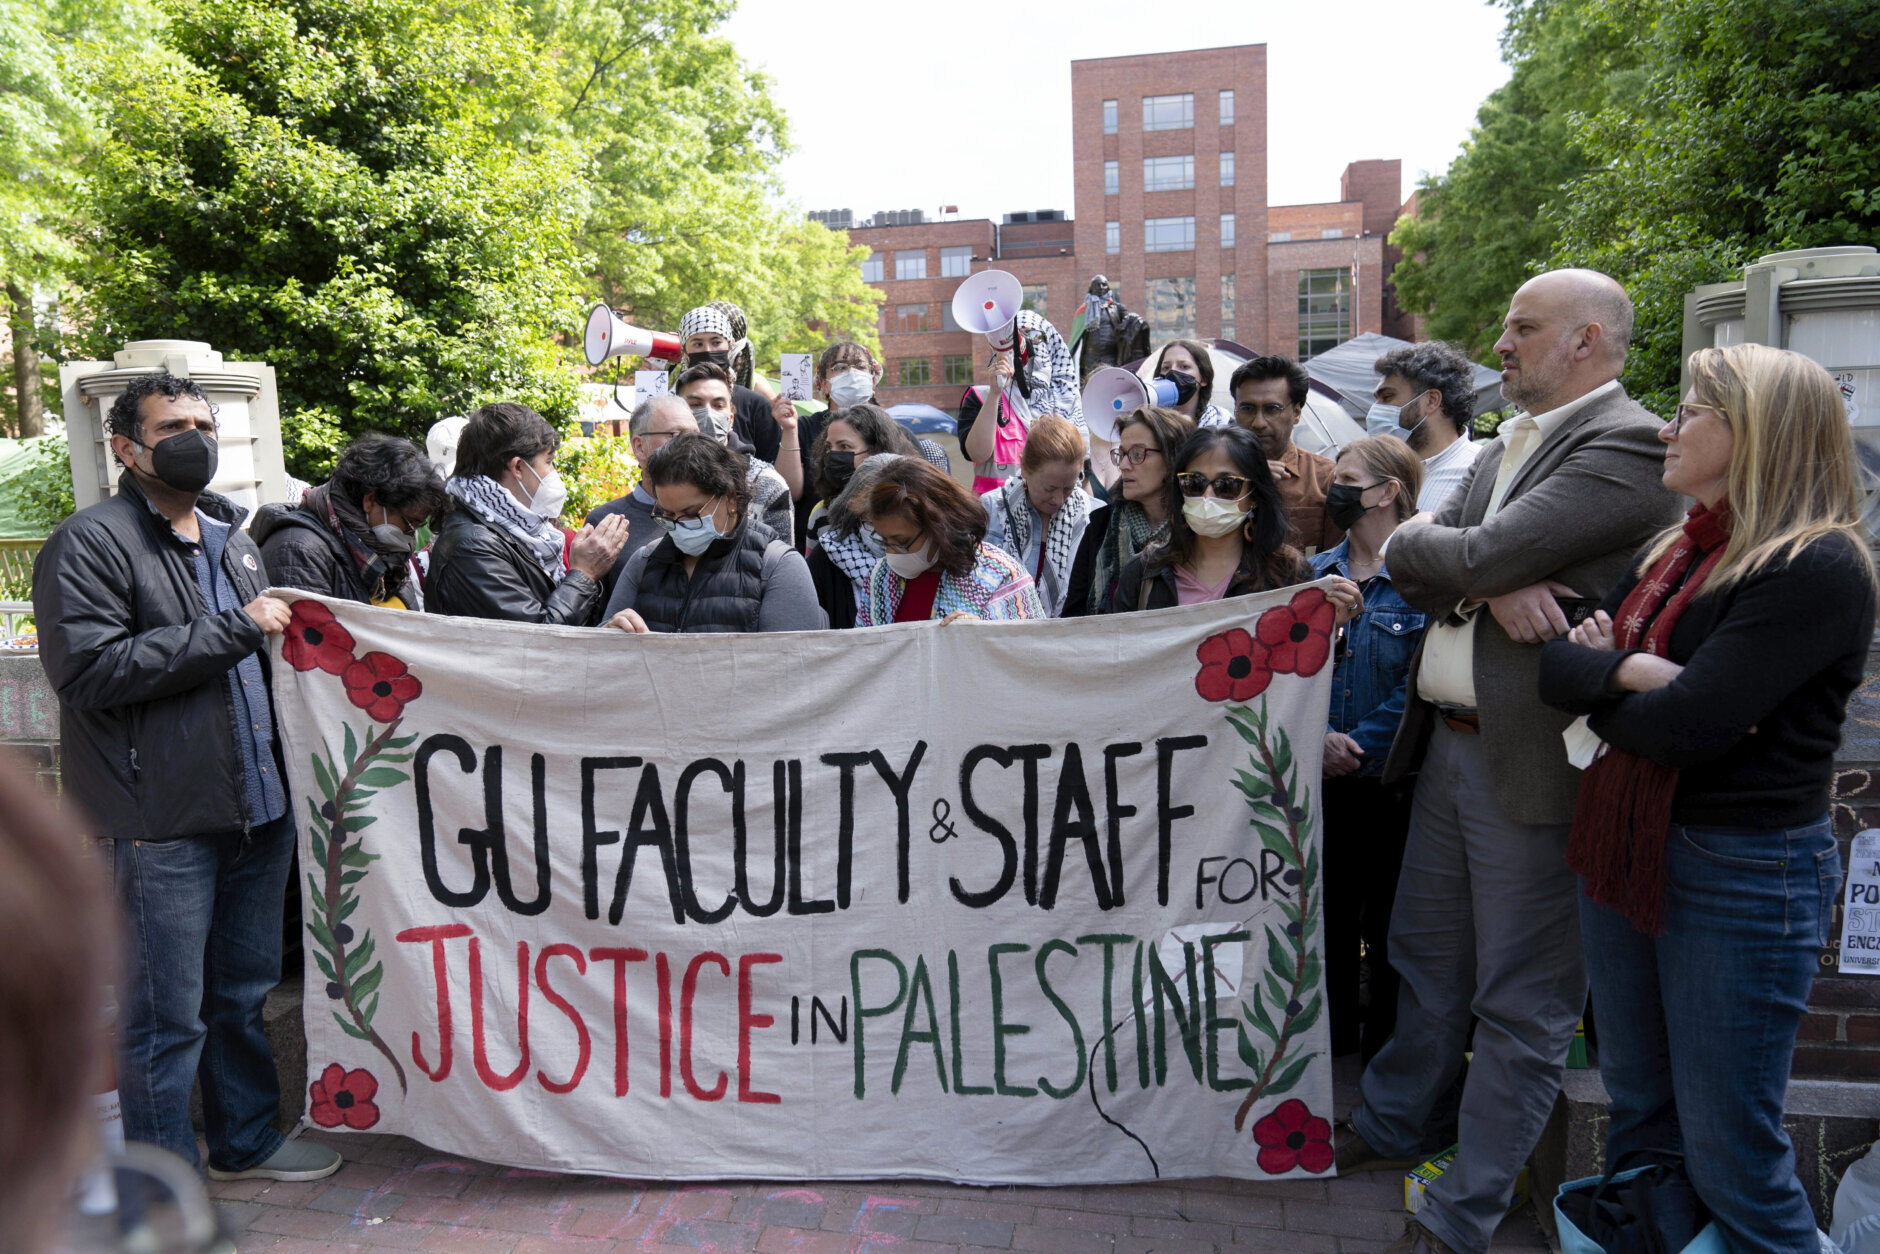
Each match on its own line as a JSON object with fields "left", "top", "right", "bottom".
{"left": 678, "top": 304, "right": 783, "bottom": 463}
{"left": 707, "top": 299, "right": 756, "bottom": 390}
{"left": 958, "top": 309, "right": 1088, "bottom": 495}
{"left": 253, "top": 434, "right": 447, "bottom": 609}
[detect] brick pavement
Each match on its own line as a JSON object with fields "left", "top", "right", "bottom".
{"left": 210, "top": 1061, "right": 1554, "bottom": 1254}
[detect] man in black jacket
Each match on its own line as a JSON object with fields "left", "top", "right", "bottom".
{"left": 33, "top": 371, "right": 342, "bottom": 1183}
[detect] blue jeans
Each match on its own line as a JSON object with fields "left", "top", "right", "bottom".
{"left": 112, "top": 815, "right": 294, "bottom": 1171}
{"left": 1579, "top": 816, "right": 1841, "bottom": 1254}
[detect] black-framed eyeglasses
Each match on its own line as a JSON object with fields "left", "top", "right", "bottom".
{"left": 1175, "top": 472, "right": 1253, "bottom": 500}
{"left": 650, "top": 499, "right": 718, "bottom": 525}
{"left": 879, "top": 533, "right": 927, "bottom": 555}
{"left": 1668, "top": 403, "right": 1722, "bottom": 436}
{"left": 1236, "top": 402, "right": 1293, "bottom": 421}
{"left": 1108, "top": 445, "right": 1162, "bottom": 467}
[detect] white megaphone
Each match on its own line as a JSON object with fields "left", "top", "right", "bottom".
{"left": 950, "top": 270, "right": 1024, "bottom": 351}
{"left": 583, "top": 304, "right": 683, "bottom": 367}
{"left": 1080, "top": 367, "right": 1188, "bottom": 442}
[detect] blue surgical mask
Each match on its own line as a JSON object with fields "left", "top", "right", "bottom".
{"left": 660, "top": 500, "right": 725, "bottom": 555}
{"left": 1366, "top": 393, "right": 1426, "bottom": 445}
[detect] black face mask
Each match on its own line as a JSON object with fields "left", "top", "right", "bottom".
{"left": 1155, "top": 369, "right": 1199, "bottom": 406}
{"left": 690, "top": 349, "right": 732, "bottom": 371}
{"left": 822, "top": 449, "right": 858, "bottom": 493}
{"left": 1325, "top": 481, "right": 1382, "bottom": 533}
{"left": 136, "top": 428, "right": 219, "bottom": 494}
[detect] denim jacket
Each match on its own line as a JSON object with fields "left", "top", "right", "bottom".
{"left": 1311, "top": 540, "right": 1428, "bottom": 777}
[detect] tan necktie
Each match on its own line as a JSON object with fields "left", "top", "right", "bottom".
{"left": 1485, "top": 419, "right": 1538, "bottom": 518}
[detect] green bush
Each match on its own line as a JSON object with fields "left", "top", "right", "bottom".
{"left": 555, "top": 433, "right": 640, "bottom": 528}
{"left": 2, "top": 435, "right": 75, "bottom": 534}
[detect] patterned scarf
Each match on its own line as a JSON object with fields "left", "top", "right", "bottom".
{"left": 708, "top": 300, "right": 755, "bottom": 389}
{"left": 996, "top": 477, "right": 1088, "bottom": 596}
{"left": 1009, "top": 310, "right": 1087, "bottom": 436}
{"left": 303, "top": 481, "right": 413, "bottom": 606}
{"left": 1086, "top": 500, "right": 1166, "bottom": 614}
{"left": 446, "top": 475, "right": 567, "bottom": 579}
{"left": 1569, "top": 503, "right": 1733, "bottom": 935}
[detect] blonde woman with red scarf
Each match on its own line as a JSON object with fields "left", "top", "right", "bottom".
{"left": 1539, "top": 343, "right": 1876, "bottom": 1254}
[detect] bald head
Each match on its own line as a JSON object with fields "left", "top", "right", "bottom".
{"left": 1495, "top": 268, "right": 1634, "bottom": 412}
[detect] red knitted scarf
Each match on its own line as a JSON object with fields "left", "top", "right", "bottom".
{"left": 1567, "top": 503, "right": 1732, "bottom": 935}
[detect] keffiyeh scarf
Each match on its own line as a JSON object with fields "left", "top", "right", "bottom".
{"left": 446, "top": 475, "right": 567, "bottom": 579}
{"left": 996, "top": 477, "right": 1088, "bottom": 595}
{"left": 1009, "top": 310, "right": 1086, "bottom": 436}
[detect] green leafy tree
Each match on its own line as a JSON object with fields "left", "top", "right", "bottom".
{"left": 1551, "top": 0, "right": 1880, "bottom": 412}
{"left": 1388, "top": 0, "right": 1647, "bottom": 363}
{"left": 77, "top": 0, "right": 588, "bottom": 477}
{"left": 531, "top": 0, "right": 879, "bottom": 365}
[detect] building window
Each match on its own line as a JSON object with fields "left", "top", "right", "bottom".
{"left": 1320, "top": 228, "right": 1344, "bottom": 240}
{"left": 898, "top": 358, "right": 931, "bottom": 387}
{"left": 1219, "top": 90, "right": 1235, "bottom": 126}
{"left": 1298, "top": 268, "right": 1352, "bottom": 361}
{"left": 1105, "top": 221, "right": 1120, "bottom": 254}
{"left": 1146, "top": 277, "right": 1197, "bottom": 340}
{"left": 1221, "top": 273, "right": 1237, "bottom": 341}
{"left": 1142, "top": 93, "right": 1194, "bottom": 131}
{"left": 1220, "top": 151, "right": 1235, "bottom": 187}
{"left": 1269, "top": 231, "right": 1293, "bottom": 243}
{"left": 1221, "top": 214, "right": 1236, "bottom": 249}
{"left": 860, "top": 251, "right": 883, "bottom": 283}
{"left": 1021, "top": 284, "right": 1049, "bottom": 321}
{"left": 944, "top": 354, "right": 974, "bottom": 386}
{"left": 1144, "top": 216, "right": 1195, "bottom": 253}
{"left": 939, "top": 245, "right": 972, "bottom": 278}
{"left": 1102, "top": 99, "right": 1117, "bottom": 133}
{"left": 895, "top": 303, "right": 929, "bottom": 334}
{"left": 1142, "top": 155, "right": 1194, "bottom": 192}
{"left": 894, "top": 249, "right": 927, "bottom": 280}
{"left": 1103, "top": 160, "right": 1119, "bottom": 196}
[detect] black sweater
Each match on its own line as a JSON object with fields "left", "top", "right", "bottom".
{"left": 1538, "top": 531, "right": 1876, "bottom": 829}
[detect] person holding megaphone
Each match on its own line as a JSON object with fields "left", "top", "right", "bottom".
{"left": 953, "top": 271, "right": 1085, "bottom": 496}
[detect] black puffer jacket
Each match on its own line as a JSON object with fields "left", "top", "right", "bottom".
{"left": 251, "top": 502, "right": 367, "bottom": 602}
{"left": 33, "top": 473, "right": 280, "bottom": 841}
{"left": 629, "top": 517, "right": 782, "bottom": 633}
{"left": 427, "top": 505, "right": 604, "bottom": 625}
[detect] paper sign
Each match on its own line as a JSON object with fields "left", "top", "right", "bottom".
{"left": 635, "top": 369, "right": 671, "bottom": 401}
{"left": 273, "top": 584, "right": 1342, "bottom": 1184}
{"left": 781, "top": 353, "right": 813, "bottom": 402}
{"left": 1839, "top": 829, "right": 1880, "bottom": 973}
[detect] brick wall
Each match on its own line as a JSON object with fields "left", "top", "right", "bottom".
{"left": 1808, "top": 760, "right": 1880, "bottom": 1079}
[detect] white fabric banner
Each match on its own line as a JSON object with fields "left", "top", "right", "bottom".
{"left": 271, "top": 583, "right": 1339, "bottom": 1184}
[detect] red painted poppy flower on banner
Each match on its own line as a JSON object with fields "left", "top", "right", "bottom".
{"left": 1252, "top": 1099, "right": 1333, "bottom": 1174}
{"left": 282, "top": 601, "right": 356, "bottom": 675}
{"left": 308, "top": 1063, "right": 380, "bottom": 1130}
{"left": 1256, "top": 588, "right": 1336, "bottom": 677}
{"left": 1194, "top": 629, "right": 1274, "bottom": 703}
{"left": 342, "top": 652, "right": 422, "bottom": 722}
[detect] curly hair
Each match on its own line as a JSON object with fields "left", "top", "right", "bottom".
{"left": 864, "top": 458, "right": 988, "bottom": 579}
{"left": 1373, "top": 340, "right": 1478, "bottom": 428}
{"left": 332, "top": 434, "right": 449, "bottom": 518}
{"left": 815, "top": 341, "right": 879, "bottom": 385}
{"left": 644, "top": 431, "right": 753, "bottom": 520}
{"left": 105, "top": 371, "right": 218, "bottom": 447}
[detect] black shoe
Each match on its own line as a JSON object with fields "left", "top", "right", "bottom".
{"left": 1332, "top": 1121, "right": 1417, "bottom": 1175}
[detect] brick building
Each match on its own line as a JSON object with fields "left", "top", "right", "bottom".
{"left": 824, "top": 44, "right": 1417, "bottom": 412}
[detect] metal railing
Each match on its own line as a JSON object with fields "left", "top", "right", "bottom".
{"left": 1, "top": 601, "right": 32, "bottom": 637}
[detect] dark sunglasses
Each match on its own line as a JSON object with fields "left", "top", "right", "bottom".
{"left": 1175, "top": 472, "right": 1253, "bottom": 500}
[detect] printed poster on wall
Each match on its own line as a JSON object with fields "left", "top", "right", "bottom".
{"left": 270, "top": 584, "right": 1339, "bottom": 1183}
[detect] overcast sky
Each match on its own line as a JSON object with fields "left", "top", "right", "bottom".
{"left": 721, "top": 0, "right": 1514, "bottom": 223}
